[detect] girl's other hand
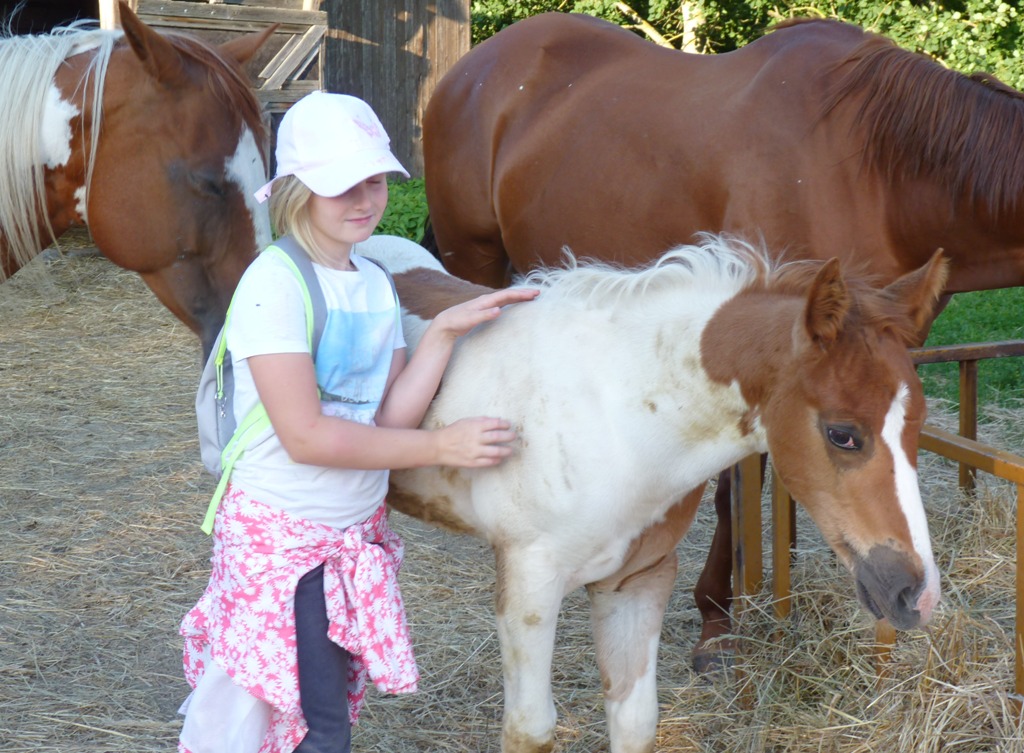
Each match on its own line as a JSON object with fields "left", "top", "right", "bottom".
{"left": 434, "top": 417, "right": 519, "bottom": 467}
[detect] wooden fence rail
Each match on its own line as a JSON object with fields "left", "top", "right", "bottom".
{"left": 911, "top": 340, "right": 1024, "bottom": 489}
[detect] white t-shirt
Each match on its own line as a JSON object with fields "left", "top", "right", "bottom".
{"left": 225, "top": 243, "right": 406, "bottom": 530}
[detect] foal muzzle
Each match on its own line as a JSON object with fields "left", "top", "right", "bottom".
{"left": 852, "top": 544, "right": 934, "bottom": 630}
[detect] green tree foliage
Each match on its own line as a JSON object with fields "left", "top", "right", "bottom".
{"left": 471, "top": 1, "right": 1023, "bottom": 88}
{"left": 472, "top": 1, "right": 649, "bottom": 44}
{"left": 700, "top": 0, "right": 1022, "bottom": 88}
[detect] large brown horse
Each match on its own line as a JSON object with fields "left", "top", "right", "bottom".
{"left": 0, "top": 1, "right": 274, "bottom": 357}
{"left": 421, "top": 12, "right": 1024, "bottom": 669}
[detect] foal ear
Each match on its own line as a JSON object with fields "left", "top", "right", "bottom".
{"left": 118, "top": 0, "right": 188, "bottom": 88}
{"left": 220, "top": 23, "right": 279, "bottom": 67}
{"left": 884, "top": 249, "right": 949, "bottom": 342}
{"left": 803, "top": 257, "right": 850, "bottom": 348}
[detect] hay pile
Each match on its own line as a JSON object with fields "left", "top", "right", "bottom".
{"left": 1, "top": 236, "right": 1021, "bottom": 752}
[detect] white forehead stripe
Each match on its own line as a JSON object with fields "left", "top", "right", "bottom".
{"left": 880, "top": 382, "right": 940, "bottom": 619}
{"left": 226, "top": 126, "right": 272, "bottom": 250}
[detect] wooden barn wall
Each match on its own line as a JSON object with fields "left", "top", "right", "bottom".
{"left": 321, "top": 0, "right": 470, "bottom": 178}
{"left": 100, "top": 0, "right": 470, "bottom": 180}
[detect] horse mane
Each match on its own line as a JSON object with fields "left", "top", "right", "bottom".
{"left": 820, "top": 25, "right": 1024, "bottom": 217}
{"left": 522, "top": 233, "right": 921, "bottom": 344}
{"left": 0, "top": 25, "right": 116, "bottom": 277}
{"left": 519, "top": 234, "right": 770, "bottom": 307}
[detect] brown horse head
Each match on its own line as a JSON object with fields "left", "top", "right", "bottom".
{"left": 62, "top": 3, "right": 274, "bottom": 356}
{"left": 720, "top": 250, "right": 949, "bottom": 628}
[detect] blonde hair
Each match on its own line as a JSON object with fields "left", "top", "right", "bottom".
{"left": 267, "top": 175, "right": 325, "bottom": 262}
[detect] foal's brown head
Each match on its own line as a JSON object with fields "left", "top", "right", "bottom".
{"left": 705, "top": 250, "right": 948, "bottom": 629}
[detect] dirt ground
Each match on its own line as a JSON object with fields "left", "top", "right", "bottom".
{"left": 1, "top": 236, "right": 1022, "bottom": 752}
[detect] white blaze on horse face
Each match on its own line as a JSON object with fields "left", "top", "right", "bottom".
{"left": 880, "top": 382, "right": 941, "bottom": 622}
{"left": 226, "top": 126, "right": 272, "bottom": 250}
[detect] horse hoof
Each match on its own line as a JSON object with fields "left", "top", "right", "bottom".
{"left": 691, "top": 648, "right": 735, "bottom": 675}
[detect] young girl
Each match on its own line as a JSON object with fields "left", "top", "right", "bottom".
{"left": 178, "top": 91, "right": 538, "bottom": 753}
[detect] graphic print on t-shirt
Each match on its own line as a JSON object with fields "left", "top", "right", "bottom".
{"left": 316, "top": 307, "right": 396, "bottom": 419}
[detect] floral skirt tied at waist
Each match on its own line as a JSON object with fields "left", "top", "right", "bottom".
{"left": 178, "top": 485, "right": 418, "bottom": 753}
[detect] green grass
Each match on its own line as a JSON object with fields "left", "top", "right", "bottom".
{"left": 920, "top": 287, "right": 1024, "bottom": 408}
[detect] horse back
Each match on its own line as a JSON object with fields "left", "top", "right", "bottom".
{"left": 423, "top": 14, "right": 902, "bottom": 282}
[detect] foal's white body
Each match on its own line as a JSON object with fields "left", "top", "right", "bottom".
{"left": 361, "top": 234, "right": 941, "bottom": 753}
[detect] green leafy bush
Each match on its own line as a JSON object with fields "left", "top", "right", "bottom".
{"left": 377, "top": 178, "right": 428, "bottom": 242}
{"left": 471, "top": 1, "right": 632, "bottom": 44}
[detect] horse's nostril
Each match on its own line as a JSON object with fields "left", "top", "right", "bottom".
{"left": 853, "top": 545, "right": 926, "bottom": 630}
{"left": 897, "top": 584, "right": 917, "bottom": 611}
{"left": 883, "top": 577, "right": 926, "bottom": 629}
{"left": 891, "top": 585, "right": 922, "bottom": 628}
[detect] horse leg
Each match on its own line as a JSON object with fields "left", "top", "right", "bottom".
{"left": 418, "top": 216, "right": 441, "bottom": 258}
{"left": 587, "top": 492, "right": 701, "bottom": 753}
{"left": 588, "top": 552, "right": 678, "bottom": 753}
{"left": 424, "top": 215, "right": 514, "bottom": 288}
{"left": 691, "top": 454, "right": 769, "bottom": 672}
{"left": 691, "top": 469, "right": 735, "bottom": 672}
{"left": 493, "top": 545, "right": 565, "bottom": 753}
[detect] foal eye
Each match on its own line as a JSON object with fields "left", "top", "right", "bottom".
{"left": 826, "top": 426, "right": 863, "bottom": 451}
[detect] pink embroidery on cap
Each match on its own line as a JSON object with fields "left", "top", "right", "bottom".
{"left": 354, "top": 118, "right": 383, "bottom": 140}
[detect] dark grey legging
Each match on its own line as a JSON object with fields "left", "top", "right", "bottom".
{"left": 294, "top": 563, "right": 352, "bottom": 753}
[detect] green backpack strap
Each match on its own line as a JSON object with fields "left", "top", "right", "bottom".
{"left": 201, "top": 403, "right": 271, "bottom": 533}
{"left": 200, "top": 239, "right": 326, "bottom": 534}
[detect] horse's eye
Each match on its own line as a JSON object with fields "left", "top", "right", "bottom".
{"left": 202, "top": 178, "right": 228, "bottom": 198}
{"left": 191, "top": 172, "right": 228, "bottom": 199}
{"left": 827, "top": 426, "right": 863, "bottom": 451}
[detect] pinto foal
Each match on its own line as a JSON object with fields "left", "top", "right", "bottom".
{"left": 362, "top": 233, "right": 945, "bottom": 753}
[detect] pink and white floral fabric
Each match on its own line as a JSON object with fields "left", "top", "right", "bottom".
{"left": 179, "top": 485, "right": 418, "bottom": 753}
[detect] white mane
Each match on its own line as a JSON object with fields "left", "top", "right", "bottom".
{"left": 0, "top": 25, "right": 119, "bottom": 275}
{"left": 519, "top": 233, "right": 774, "bottom": 309}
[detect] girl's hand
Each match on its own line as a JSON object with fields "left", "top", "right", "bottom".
{"left": 378, "top": 288, "right": 537, "bottom": 432}
{"left": 434, "top": 417, "right": 520, "bottom": 467}
{"left": 431, "top": 287, "right": 540, "bottom": 340}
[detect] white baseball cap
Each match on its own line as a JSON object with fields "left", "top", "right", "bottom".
{"left": 254, "top": 91, "right": 409, "bottom": 203}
